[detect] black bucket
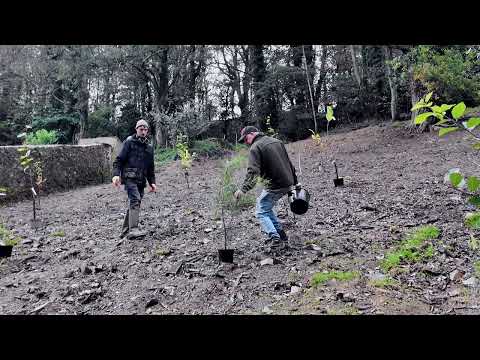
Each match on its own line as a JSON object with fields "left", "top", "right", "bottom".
{"left": 218, "top": 249, "right": 234, "bottom": 263}
{"left": 334, "top": 178, "right": 344, "bottom": 187}
{"left": 289, "top": 189, "right": 310, "bottom": 215}
{"left": 0, "top": 245, "right": 13, "bottom": 258}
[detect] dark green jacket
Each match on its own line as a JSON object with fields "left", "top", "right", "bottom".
{"left": 241, "top": 133, "right": 298, "bottom": 193}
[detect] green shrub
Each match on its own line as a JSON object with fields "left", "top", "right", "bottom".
{"left": 0, "top": 223, "right": 20, "bottom": 246}
{"left": 414, "top": 46, "right": 480, "bottom": 105}
{"left": 381, "top": 225, "right": 440, "bottom": 271}
{"left": 31, "top": 113, "right": 79, "bottom": 144}
{"left": 465, "top": 212, "right": 480, "bottom": 230}
{"left": 191, "top": 139, "right": 223, "bottom": 156}
{"left": 26, "top": 129, "right": 58, "bottom": 145}
{"left": 310, "top": 271, "right": 360, "bottom": 287}
{"left": 154, "top": 147, "right": 178, "bottom": 167}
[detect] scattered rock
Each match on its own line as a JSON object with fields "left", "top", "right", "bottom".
{"left": 462, "top": 277, "right": 477, "bottom": 287}
{"left": 305, "top": 244, "right": 322, "bottom": 252}
{"left": 448, "top": 289, "right": 461, "bottom": 297}
{"left": 449, "top": 270, "right": 464, "bottom": 282}
{"left": 80, "top": 263, "right": 92, "bottom": 275}
{"left": 204, "top": 228, "right": 213, "bottom": 233}
{"left": 145, "top": 298, "right": 159, "bottom": 308}
{"left": 367, "top": 272, "right": 386, "bottom": 281}
{"left": 64, "top": 270, "right": 75, "bottom": 278}
{"left": 260, "top": 258, "right": 274, "bottom": 266}
{"left": 336, "top": 292, "right": 355, "bottom": 302}
{"left": 290, "top": 286, "right": 302, "bottom": 295}
{"left": 262, "top": 306, "right": 273, "bottom": 314}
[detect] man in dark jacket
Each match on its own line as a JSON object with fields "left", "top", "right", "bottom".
{"left": 112, "top": 119, "right": 156, "bottom": 239}
{"left": 234, "top": 126, "right": 300, "bottom": 251}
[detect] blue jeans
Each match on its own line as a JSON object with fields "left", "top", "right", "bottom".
{"left": 125, "top": 180, "right": 145, "bottom": 210}
{"left": 255, "top": 189, "right": 289, "bottom": 238}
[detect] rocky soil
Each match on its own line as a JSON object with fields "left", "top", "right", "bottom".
{"left": 1, "top": 122, "right": 480, "bottom": 315}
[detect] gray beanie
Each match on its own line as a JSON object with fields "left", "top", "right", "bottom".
{"left": 135, "top": 119, "right": 149, "bottom": 129}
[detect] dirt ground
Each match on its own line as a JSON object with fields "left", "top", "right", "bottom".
{"left": 1, "top": 121, "right": 480, "bottom": 315}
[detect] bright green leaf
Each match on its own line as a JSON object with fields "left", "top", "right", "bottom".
{"left": 473, "top": 142, "right": 480, "bottom": 150}
{"left": 468, "top": 176, "right": 480, "bottom": 192}
{"left": 439, "top": 104, "right": 455, "bottom": 112}
{"left": 450, "top": 172, "right": 463, "bottom": 188}
{"left": 415, "top": 112, "right": 435, "bottom": 125}
{"left": 21, "top": 158, "right": 33, "bottom": 167}
{"left": 452, "top": 102, "right": 466, "bottom": 120}
{"left": 434, "top": 118, "right": 449, "bottom": 126}
{"left": 411, "top": 102, "right": 428, "bottom": 112}
{"left": 326, "top": 106, "right": 335, "bottom": 122}
{"left": 425, "top": 92, "right": 433, "bottom": 103}
{"left": 466, "top": 117, "right": 480, "bottom": 129}
{"left": 439, "top": 127, "right": 459, "bottom": 136}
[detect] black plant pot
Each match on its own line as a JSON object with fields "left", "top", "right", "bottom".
{"left": 218, "top": 249, "right": 234, "bottom": 263}
{"left": 290, "top": 189, "right": 311, "bottom": 215}
{"left": 333, "top": 178, "right": 344, "bottom": 187}
{"left": 0, "top": 245, "right": 13, "bottom": 258}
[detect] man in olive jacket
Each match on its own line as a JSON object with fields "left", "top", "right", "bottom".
{"left": 112, "top": 119, "right": 156, "bottom": 239}
{"left": 234, "top": 126, "right": 299, "bottom": 251}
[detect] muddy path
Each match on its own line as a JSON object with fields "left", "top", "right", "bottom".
{"left": 1, "top": 122, "right": 480, "bottom": 315}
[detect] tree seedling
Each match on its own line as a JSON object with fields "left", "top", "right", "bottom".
{"left": 17, "top": 125, "right": 40, "bottom": 227}
{"left": 0, "top": 223, "right": 20, "bottom": 257}
{"left": 413, "top": 92, "right": 480, "bottom": 208}
{"left": 176, "top": 134, "right": 194, "bottom": 189}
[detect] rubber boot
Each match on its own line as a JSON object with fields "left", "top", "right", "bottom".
{"left": 119, "top": 209, "right": 129, "bottom": 239}
{"left": 127, "top": 208, "right": 147, "bottom": 239}
{"left": 277, "top": 229, "right": 288, "bottom": 242}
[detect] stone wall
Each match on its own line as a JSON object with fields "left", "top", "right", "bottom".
{"left": 0, "top": 144, "right": 112, "bottom": 203}
{"left": 78, "top": 137, "right": 123, "bottom": 160}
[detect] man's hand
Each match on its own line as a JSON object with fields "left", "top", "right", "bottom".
{"left": 234, "top": 189, "right": 244, "bottom": 200}
{"left": 149, "top": 183, "right": 157, "bottom": 192}
{"left": 112, "top": 176, "right": 120, "bottom": 188}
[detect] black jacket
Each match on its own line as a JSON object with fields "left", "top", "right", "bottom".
{"left": 241, "top": 133, "right": 297, "bottom": 193}
{"left": 113, "top": 135, "right": 155, "bottom": 186}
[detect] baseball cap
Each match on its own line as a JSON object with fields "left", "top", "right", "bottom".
{"left": 238, "top": 126, "right": 259, "bottom": 143}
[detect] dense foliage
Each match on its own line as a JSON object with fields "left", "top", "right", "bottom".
{"left": 1, "top": 45, "right": 479, "bottom": 147}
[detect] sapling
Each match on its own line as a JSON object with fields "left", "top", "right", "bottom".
{"left": 325, "top": 105, "right": 336, "bottom": 137}
{"left": 176, "top": 134, "right": 194, "bottom": 189}
{"left": 17, "top": 125, "right": 39, "bottom": 225}
{"left": 412, "top": 92, "right": 480, "bottom": 207}
{"left": 265, "top": 116, "right": 278, "bottom": 138}
{"left": 215, "top": 151, "right": 255, "bottom": 250}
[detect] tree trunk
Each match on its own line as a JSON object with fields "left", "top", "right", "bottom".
{"left": 76, "top": 75, "right": 89, "bottom": 141}
{"left": 250, "top": 45, "right": 269, "bottom": 130}
{"left": 314, "top": 45, "right": 328, "bottom": 111}
{"left": 350, "top": 45, "right": 363, "bottom": 88}
{"left": 153, "top": 47, "right": 170, "bottom": 147}
{"left": 383, "top": 46, "right": 397, "bottom": 121}
{"left": 409, "top": 64, "right": 419, "bottom": 124}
